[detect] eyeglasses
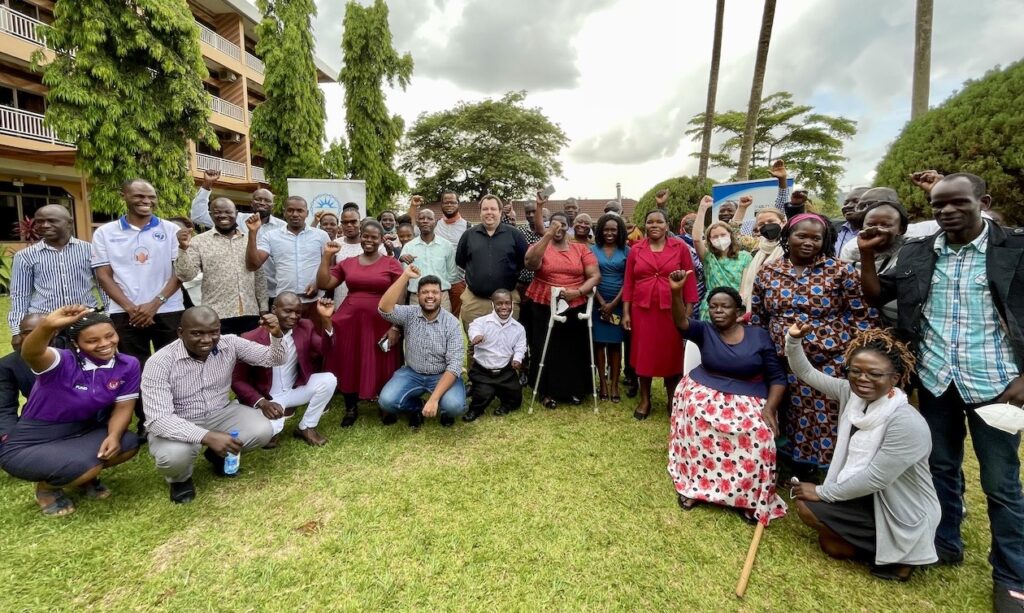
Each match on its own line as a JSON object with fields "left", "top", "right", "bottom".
{"left": 845, "top": 368, "right": 896, "bottom": 381}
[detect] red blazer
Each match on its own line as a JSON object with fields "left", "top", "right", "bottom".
{"left": 623, "top": 236, "right": 699, "bottom": 310}
{"left": 231, "top": 320, "right": 330, "bottom": 407}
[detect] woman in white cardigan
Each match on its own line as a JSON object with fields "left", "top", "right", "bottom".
{"left": 787, "top": 323, "right": 940, "bottom": 582}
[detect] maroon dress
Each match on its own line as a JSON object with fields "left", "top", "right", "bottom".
{"left": 328, "top": 255, "right": 403, "bottom": 398}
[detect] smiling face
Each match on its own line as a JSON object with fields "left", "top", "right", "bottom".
{"left": 75, "top": 322, "right": 119, "bottom": 362}
{"left": 492, "top": 293, "right": 513, "bottom": 319}
{"left": 340, "top": 209, "right": 360, "bottom": 239}
{"left": 718, "top": 202, "right": 737, "bottom": 223}
{"left": 441, "top": 193, "right": 459, "bottom": 218}
{"left": 33, "top": 205, "right": 73, "bottom": 244}
{"left": 480, "top": 197, "right": 501, "bottom": 229}
{"left": 645, "top": 211, "right": 668, "bottom": 240}
{"left": 573, "top": 214, "right": 592, "bottom": 239}
{"left": 122, "top": 181, "right": 157, "bottom": 218}
{"left": 846, "top": 350, "right": 898, "bottom": 402}
{"left": 210, "top": 198, "right": 238, "bottom": 233}
{"left": 930, "top": 176, "right": 986, "bottom": 237}
{"left": 841, "top": 187, "right": 869, "bottom": 222}
{"left": 272, "top": 293, "right": 302, "bottom": 332}
{"left": 361, "top": 224, "right": 383, "bottom": 255}
{"left": 706, "top": 292, "right": 740, "bottom": 331}
{"left": 862, "top": 205, "right": 904, "bottom": 249}
{"left": 417, "top": 281, "right": 442, "bottom": 314}
{"left": 251, "top": 189, "right": 274, "bottom": 217}
{"left": 178, "top": 309, "right": 221, "bottom": 361}
{"left": 319, "top": 213, "right": 339, "bottom": 240}
{"left": 787, "top": 219, "right": 825, "bottom": 264}
{"left": 601, "top": 219, "right": 619, "bottom": 246}
{"left": 380, "top": 212, "right": 396, "bottom": 231}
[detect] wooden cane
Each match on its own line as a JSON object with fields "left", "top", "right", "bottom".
{"left": 735, "top": 521, "right": 765, "bottom": 598}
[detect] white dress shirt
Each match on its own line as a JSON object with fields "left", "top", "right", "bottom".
{"left": 270, "top": 330, "right": 298, "bottom": 397}
{"left": 467, "top": 310, "right": 527, "bottom": 370}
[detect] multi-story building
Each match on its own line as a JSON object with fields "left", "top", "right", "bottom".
{"left": 0, "top": 0, "right": 337, "bottom": 246}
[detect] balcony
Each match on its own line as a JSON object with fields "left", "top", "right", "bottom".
{"left": 195, "top": 153, "right": 246, "bottom": 179}
{"left": 251, "top": 165, "right": 265, "bottom": 183}
{"left": 0, "top": 105, "right": 73, "bottom": 146}
{"left": 0, "top": 5, "right": 45, "bottom": 46}
{"left": 196, "top": 22, "right": 240, "bottom": 62}
{"left": 209, "top": 94, "right": 244, "bottom": 122}
{"left": 245, "top": 52, "right": 265, "bottom": 75}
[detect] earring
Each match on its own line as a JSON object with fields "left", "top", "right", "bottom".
{"left": 887, "top": 389, "right": 896, "bottom": 399}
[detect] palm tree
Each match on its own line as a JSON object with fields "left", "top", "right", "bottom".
{"left": 736, "top": 0, "right": 777, "bottom": 180}
{"left": 697, "top": 0, "right": 726, "bottom": 183}
{"left": 911, "top": 0, "right": 933, "bottom": 119}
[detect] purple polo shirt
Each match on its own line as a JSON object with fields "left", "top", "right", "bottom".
{"left": 22, "top": 348, "right": 141, "bottom": 423}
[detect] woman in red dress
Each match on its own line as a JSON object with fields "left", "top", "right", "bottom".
{"left": 317, "top": 220, "right": 403, "bottom": 427}
{"left": 622, "top": 209, "right": 699, "bottom": 420}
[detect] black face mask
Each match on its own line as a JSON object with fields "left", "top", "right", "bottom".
{"left": 760, "top": 222, "right": 782, "bottom": 241}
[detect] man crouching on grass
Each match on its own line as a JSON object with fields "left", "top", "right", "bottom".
{"left": 377, "top": 266, "right": 466, "bottom": 429}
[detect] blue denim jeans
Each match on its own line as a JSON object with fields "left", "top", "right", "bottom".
{"left": 919, "top": 385, "right": 1024, "bottom": 590}
{"left": 378, "top": 367, "right": 466, "bottom": 417}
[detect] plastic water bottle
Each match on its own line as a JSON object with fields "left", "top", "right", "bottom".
{"left": 224, "top": 429, "right": 241, "bottom": 475}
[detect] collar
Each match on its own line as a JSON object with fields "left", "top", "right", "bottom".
{"left": 486, "top": 310, "right": 513, "bottom": 327}
{"left": 80, "top": 352, "right": 117, "bottom": 371}
{"left": 280, "top": 223, "right": 311, "bottom": 236}
{"left": 212, "top": 227, "right": 243, "bottom": 239}
{"left": 171, "top": 339, "right": 221, "bottom": 362}
{"left": 39, "top": 237, "right": 82, "bottom": 251}
{"left": 118, "top": 215, "right": 161, "bottom": 231}
{"left": 415, "top": 308, "right": 443, "bottom": 324}
{"left": 934, "top": 221, "right": 990, "bottom": 255}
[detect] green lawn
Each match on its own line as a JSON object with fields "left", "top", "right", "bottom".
{"left": 0, "top": 298, "right": 1000, "bottom": 611}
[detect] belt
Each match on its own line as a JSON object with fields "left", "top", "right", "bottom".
{"left": 473, "top": 362, "right": 513, "bottom": 375}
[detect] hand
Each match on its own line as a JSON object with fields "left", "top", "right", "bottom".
{"left": 202, "top": 431, "right": 242, "bottom": 457}
{"left": 422, "top": 398, "right": 439, "bottom": 418}
{"left": 399, "top": 253, "right": 417, "bottom": 265}
{"left": 535, "top": 190, "right": 548, "bottom": 206}
{"left": 202, "top": 168, "right": 221, "bottom": 189}
{"left": 511, "top": 360, "right": 522, "bottom": 371}
{"left": 559, "top": 288, "right": 581, "bottom": 302}
{"left": 600, "top": 303, "right": 614, "bottom": 319}
{"left": 655, "top": 189, "right": 669, "bottom": 206}
{"left": 130, "top": 300, "right": 160, "bottom": 328}
{"left": 546, "top": 219, "right": 563, "bottom": 236}
{"left": 404, "top": 264, "right": 421, "bottom": 279}
{"left": 471, "top": 335, "right": 485, "bottom": 346}
{"left": 411, "top": 195, "right": 424, "bottom": 207}
{"left": 384, "top": 232, "right": 398, "bottom": 242}
{"left": 621, "top": 312, "right": 631, "bottom": 332}
{"left": 324, "top": 241, "right": 341, "bottom": 258}
{"left": 386, "top": 327, "right": 401, "bottom": 349}
{"left": 42, "top": 304, "right": 95, "bottom": 329}
{"left": 738, "top": 195, "right": 753, "bottom": 207}
{"left": 997, "top": 376, "right": 1024, "bottom": 408}
{"left": 245, "top": 213, "right": 262, "bottom": 233}
{"left": 312, "top": 210, "right": 325, "bottom": 227}
{"left": 910, "top": 170, "right": 943, "bottom": 194}
{"left": 316, "top": 297, "right": 334, "bottom": 320}
{"left": 697, "top": 195, "right": 713, "bottom": 211}
{"left": 302, "top": 283, "right": 318, "bottom": 299}
{"left": 97, "top": 434, "right": 121, "bottom": 460}
{"left": 762, "top": 408, "right": 779, "bottom": 437}
{"left": 788, "top": 322, "right": 813, "bottom": 339}
{"left": 177, "top": 227, "right": 193, "bottom": 250}
{"left": 792, "top": 482, "right": 820, "bottom": 502}
{"left": 261, "top": 313, "right": 283, "bottom": 337}
{"left": 382, "top": 241, "right": 395, "bottom": 256}
{"left": 856, "top": 227, "right": 890, "bottom": 254}
{"left": 257, "top": 399, "right": 285, "bottom": 420}
{"left": 668, "top": 269, "right": 692, "bottom": 291}
{"left": 769, "top": 159, "right": 787, "bottom": 180}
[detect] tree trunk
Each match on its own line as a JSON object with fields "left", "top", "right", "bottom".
{"left": 736, "top": 0, "right": 776, "bottom": 180}
{"left": 697, "top": 0, "right": 726, "bottom": 183}
{"left": 911, "top": 0, "right": 933, "bottom": 119}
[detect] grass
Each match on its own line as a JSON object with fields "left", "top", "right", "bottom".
{"left": 0, "top": 297, "right": 1002, "bottom": 611}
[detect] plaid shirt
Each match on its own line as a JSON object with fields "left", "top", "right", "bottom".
{"left": 918, "top": 224, "right": 1019, "bottom": 402}
{"left": 380, "top": 305, "right": 463, "bottom": 377}
{"left": 517, "top": 224, "right": 542, "bottom": 284}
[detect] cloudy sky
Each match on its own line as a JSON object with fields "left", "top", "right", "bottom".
{"left": 302, "top": 0, "right": 1024, "bottom": 201}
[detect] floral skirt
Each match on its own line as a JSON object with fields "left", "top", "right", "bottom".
{"left": 667, "top": 377, "right": 787, "bottom": 525}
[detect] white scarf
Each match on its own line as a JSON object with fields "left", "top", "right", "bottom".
{"left": 826, "top": 387, "right": 908, "bottom": 485}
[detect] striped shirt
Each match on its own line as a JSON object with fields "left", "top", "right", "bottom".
{"left": 380, "top": 305, "right": 464, "bottom": 377}
{"left": 141, "top": 334, "right": 284, "bottom": 443}
{"left": 7, "top": 238, "right": 104, "bottom": 335}
{"left": 918, "top": 224, "right": 1019, "bottom": 403}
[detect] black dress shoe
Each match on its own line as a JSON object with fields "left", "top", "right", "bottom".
{"left": 408, "top": 412, "right": 424, "bottom": 430}
{"left": 340, "top": 407, "right": 358, "bottom": 428}
{"left": 633, "top": 409, "right": 650, "bottom": 421}
{"left": 169, "top": 478, "right": 196, "bottom": 504}
{"left": 440, "top": 415, "right": 455, "bottom": 427}
{"left": 380, "top": 410, "right": 398, "bottom": 425}
{"left": 494, "top": 406, "right": 512, "bottom": 416}
{"left": 462, "top": 409, "right": 482, "bottom": 422}
{"left": 624, "top": 381, "right": 638, "bottom": 398}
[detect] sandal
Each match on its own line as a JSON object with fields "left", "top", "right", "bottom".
{"left": 610, "top": 395, "right": 621, "bottom": 404}
{"left": 542, "top": 397, "right": 557, "bottom": 410}
{"left": 79, "top": 479, "right": 111, "bottom": 500}
{"left": 36, "top": 489, "right": 75, "bottom": 517}
{"left": 871, "top": 564, "right": 914, "bottom": 582}
{"left": 677, "top": 494, "right": 700, "bottom": 510}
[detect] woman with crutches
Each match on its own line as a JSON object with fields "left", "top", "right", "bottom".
{"left": 524, "top": 212, "right": 600, "bottom": 409}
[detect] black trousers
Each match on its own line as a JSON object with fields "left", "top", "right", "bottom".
{"left": 220, "top": 316, "right": 261, "bottom": 336}
{"left": 468, "top": 363, "right": 522, "bottom": 412}
{"left": 110, "top": 311, "right": 183, "bottom": 430}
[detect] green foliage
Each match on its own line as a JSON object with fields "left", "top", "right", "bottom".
{"left": 340, "top": 0, "right": 413, "bottom": 215}
{"left": 251, "top": 0, "right": 327, "bottom": 200}
{"left": 0, "top": 248, "right": 13, "bottom": 294}
{"left": 687, "top": 91, "right": 856, "bottom": 204}
{"left": 35, "top": 0, "right": 216, "bottom": 216}
{"left": 633, "top": 176, "right": 716, "bottom": 227}
{"left": 875, "top": 60, "right": 1024, "bottom": 224}
{"left": 320, "top": 138, "right": 350, "bottom": 180}
{"left": 400, "top": 91, "right": 568, "bottom": 202}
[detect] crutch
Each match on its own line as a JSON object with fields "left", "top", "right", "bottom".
{"left": 578, "top": 290, "right": 599, "bottom": 413}
{"left": 528, "top": 286, "right": 567, "bottom": 414}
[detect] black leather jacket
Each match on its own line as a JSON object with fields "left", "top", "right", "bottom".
{"left": 877, "top": 220, "right": 1024, "bottom": 371}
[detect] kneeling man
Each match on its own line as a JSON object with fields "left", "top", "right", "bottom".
{"left": 378, "top": 267, "right": 465, "bottom": 429}
{"left": 232, "top": 293, "right": 337, "bottom": 447}
{"left": 142, "top": 306, "right": 285, "bottom": 503}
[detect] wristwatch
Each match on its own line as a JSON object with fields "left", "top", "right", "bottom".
{"left": 156, "top": 294, "right": 167, "bottom": 303}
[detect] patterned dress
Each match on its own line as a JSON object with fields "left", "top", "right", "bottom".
{"left": 700, "top": 250, "right": 752, "bottom": 319}
{"left": 750, "top": 256, "right": 877, "bottom": 468}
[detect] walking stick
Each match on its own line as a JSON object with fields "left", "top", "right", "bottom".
{"left": 735, "top": 521, "right": 765, "bottom": 598}
{"left": 528, "top": 286, "right": 567, "bottom": 414}
{"left": 577, "top": 290, "right": 599, "bottom": 413}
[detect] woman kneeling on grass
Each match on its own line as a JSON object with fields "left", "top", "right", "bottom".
{"left": 0, "top": 305, "right": 140, "bottom": 517}
{"left": 666, "top": 274, "right": 788, "bottom": 524}
{"left": 787, "top": 323, "right": 940, "bottom": 582}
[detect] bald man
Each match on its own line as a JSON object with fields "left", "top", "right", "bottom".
{"left": 142, "top": 306, "right": 285, "bottom": 503}
{"left": 8, "top": 204, "right": 104, "bottom": 346}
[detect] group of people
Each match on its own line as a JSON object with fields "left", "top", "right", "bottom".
{"left": 1, "top": 162, "right": 1023, "bottom": 610}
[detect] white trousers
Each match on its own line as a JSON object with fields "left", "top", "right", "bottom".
{"left": 268, "top": 372, "right": 337, "bottom": 435}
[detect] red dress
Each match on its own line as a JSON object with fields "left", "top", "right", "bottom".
{"left": 328, "top": 255, "right": 403, "bottom": 398}
{"left": 623, "top": 237, "right": 699, "bottom": 377}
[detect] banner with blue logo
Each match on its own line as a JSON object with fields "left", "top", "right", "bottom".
{"left": 286, "top": 178, "right": 368, "bottom": 224}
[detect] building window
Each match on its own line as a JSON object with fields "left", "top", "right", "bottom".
{"left": 3, "top": 0, "right": 39, "bottom": 20}
{"left": 0, "top": 182, "right": 75, "bottom": 241}
{"left": 0, "top": 85, "right": 46, "bottom": 114}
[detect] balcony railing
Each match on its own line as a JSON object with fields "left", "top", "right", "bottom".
{"left": 209, "top": 94, "right": 244, "bottom": 122}
{"left": 245, "top": 52, "right": 265, "bottom": 75}
{"left": 0, "top": 105, "right": 73, "bottom": 146}
{"left": 196, "top": 22, "right": 240, "bottom": 61}
{"left": 195, "top": 153, "right": 246, "bottom": 179}
{"left": 251, "top": 165, "right": 265, "bottom": 183}
{"left": 0, "top": 5, "right": 45, "bottom": 45}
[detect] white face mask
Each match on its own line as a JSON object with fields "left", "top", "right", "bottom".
{"left": 711, "top": 237, "right": 732, "bottom": 251}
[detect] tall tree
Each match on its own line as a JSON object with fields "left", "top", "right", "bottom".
{"left": 911, "top": 0, "right": 933, "bottom": 119}
{"left": 686, "top": 91, "right": 857, "bottom": 204}
{"left": 697, "top": 0, "right": 726, "bottom": 183}
{"left": 321, "top": 138, "right": 350, "bottom": 180}
{"left": 251, "top": 0, "right": 327, "bottom": 199}
{"left": 35, "top": 0, "right": 215, "bottom": 215}
{"left": 340, "top": 0, "right": 413, "bottom": 215}
{"left": 736, "top": 0, "right": 777, "bottom": 180}
{"left": 400, "top": 91, "right": 568, "bottom": 202}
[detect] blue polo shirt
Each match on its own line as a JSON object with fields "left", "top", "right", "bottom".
{"left": 91, "top": 215, "right": 185, "bottom": 314}
{"left": 22, "top": 348, "right": 141, "bottom": 423}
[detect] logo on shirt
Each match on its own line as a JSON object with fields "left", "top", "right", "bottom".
{"left": 133, "top": 247, "right": 151, "bottom": 264}
{"left": 107, "top": 379, "right": 123, "bottom": 391}
{"left": 152, "top": 231, "right": 167, "bottom": 241}
{"left": 74, "top": 384, "right": 88, "bottom": 391}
